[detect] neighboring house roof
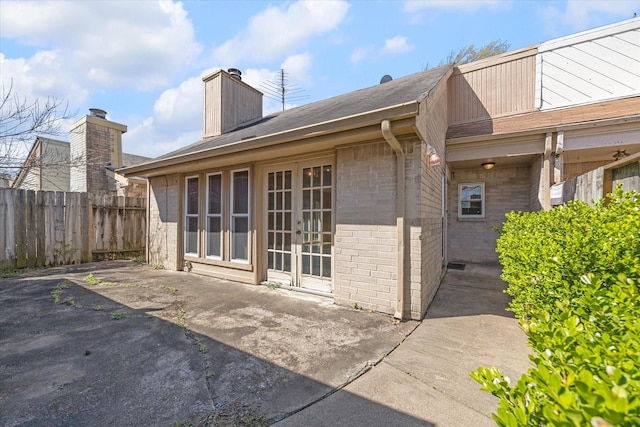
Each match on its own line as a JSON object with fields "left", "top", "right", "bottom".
{"left": 12, "top": 137, "right": 69, "bottom": 190}
{"left": 121, "top": 152, "right": 151, "bottom": 168}
{"left": 123, "top": 65, "right": 452, "bottom": 175}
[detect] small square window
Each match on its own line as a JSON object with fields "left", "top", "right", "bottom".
{"left": 458, "top": 183, "right": 485, "bottom": 218}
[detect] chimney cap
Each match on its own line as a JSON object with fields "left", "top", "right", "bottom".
{"left": 89, "top": 108, "right": 107, "bottom": 119}
{"left": 228, "top": 68, "right": 242, "bottom": 80}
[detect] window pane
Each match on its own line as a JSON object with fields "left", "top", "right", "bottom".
{"left": 187, "top": 178, "right": 198, "bottom": 214}
{"left": 268, "top": 192, "right": 274, "bottom": 210}
{"left": 284, "top": 233, "right": 291, "bottom": 251}
{"left": 208, "top": 174, "right": 221, "bottom": 214}
{"left": 233, "top": 171, "right": 249, "bottom": 214}
{"left": 302, "top": 190, "right": 310, "bottom": 210}
{"left": 313, "top": 189, "right": 321, "bottom": 209}
{"left": 232, "top": 217, "right": 248, "bottom": 260}
{"left": 206, "top": 217, "right": 221, "bottom": 257}
{"left": 186, "top": 217, "right": 198, "bottom": 254}
{"left": 275, "top": 252, "right": 282, "bottom": 270}
{"left": 276, "top": 232, "right": 283, "bottom": 250}
{"left": 268, "top": 231, "right": 274, "bottom": 249}
{"left": 276, "top": 191, "right": 283, "bottom": 210}
{"left": 284, "top": 191, "right": 291, "bottom": 210}
{"left": 313, "top": 166, "right": 321, "bottom": 187}
{"left": 284, "top": 212, "right": 291, "bottom": 231}
{"left": 463, "top": 201, "right": 483, "bottom": 215}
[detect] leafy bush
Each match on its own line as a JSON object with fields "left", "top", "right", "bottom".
{"left": 472, "top": 188, "right": 640, "bottom": 426}
{"left": 498, "top": 188, "right": 640, "bottom": 320}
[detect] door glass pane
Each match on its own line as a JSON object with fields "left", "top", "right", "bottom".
{"left": 303, "top": 168, "right": 311, "bottom": 188}
{"left": 268, "top": 192, "right": 274, "bottom": 210}
{"left": 302, "top": 190, "right": 310, "bottom": 210}
{"left": 268, "top": 251, "right": 274, "bottom": 269}
{"left": 323, "top": 211, "right": 331, "bottom": 232}
{"left": 313, "top": 166, "right": 321, "bottom": 187}
{"left": 284, "top": 212, "right": 291, "bottom": 230}
{"left": 284, "top": 253, "right": 291, "bottom": 272}
{"left": 302, "top": 255, "right": 310, "bottom": 274}
{"left": 323, "top": 165, "right": 331, "bottom": 186}
{"left": 284, "top": 192, "right": 291, "bottom": 210}
{"left": 312, "top": 255, "right": 320, "bottom": 276}
{"left": 284, "top": 170, "right": 292, "bottom": 189}
{"left": 284, "top": 233, "right": 291, "bottom": 251}
{"left": 276, "top": 171, "right": 282, "bottom": 190}
{"left": 268, "top": 172, "right": 275, "bottom": 191}
{"left": 313, "top": 189, "right": 321, "bottom": 209}
{"left": 276, "top": 232, "right": 282, "bottom": 250}
{"left": 322, "top": 257, "right": 331, "bottom": 278}
{"left": 322, "top": 188, "right": 331, "bottom": 209}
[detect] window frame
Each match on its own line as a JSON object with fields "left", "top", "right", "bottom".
{"left": 184, "top": 175, "right": 200, "bottom": 257}
{"left": 458, "top": 182, "right": 485, "bottom": 219}
{"left": 205, "top": 172, "right": 223, "bottom": 260}
{"left": 230, "top": 168, "right": 250, "bottom": 263}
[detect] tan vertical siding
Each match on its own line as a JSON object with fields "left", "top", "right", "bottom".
{"left": 448, "top": 49, "right": 537, "bottom": 125}
{"left": 203, "top": 71, "right": 263, "bottom": 137}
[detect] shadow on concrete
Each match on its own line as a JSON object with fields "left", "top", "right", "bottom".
{"left": 0, "top": 266, "right": 433, "bottom": 426}
{"left": 426, "top": 264, "right": 515, "bottom": 319}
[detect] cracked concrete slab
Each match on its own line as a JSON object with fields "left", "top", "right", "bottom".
{"left": 0, "top": 261, "right": 417, "bottom": 426}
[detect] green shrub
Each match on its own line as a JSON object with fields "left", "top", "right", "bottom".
{"left": 498, "top": 188, "right": 640, "bottom": 320}
{"left": 472, "top": 188, "right": 640, "bottom": 426}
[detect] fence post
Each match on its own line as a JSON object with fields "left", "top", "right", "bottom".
{"left": 35, "top": 191, "right": 46, "bottom": 267}
{"left": 15, "top": 189, "right": 27, "bottom": 269}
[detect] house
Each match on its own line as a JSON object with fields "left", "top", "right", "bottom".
{"left": 12, "top": 137, "right": 70, "bottom": 191}
{"left": 13, "top": 108, "right": 150, "bottom": 196}
{"left": 121, "top": 18, "right": 640, "bottom": 320}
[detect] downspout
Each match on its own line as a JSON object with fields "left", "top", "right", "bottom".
{"left": 381, "top": 120, "right": 406, "bottom": 320}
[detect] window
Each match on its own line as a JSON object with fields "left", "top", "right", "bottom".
{"left": 206, "top": 173, "right": 222, "bottom": 259}
{"left": 185, "top": 169, "right": 251, "bottom": 265}
{"left": 458, "top": 183, "right": 485, "bottom": 218}
{"left": 185, "top": 176, "right": 199, "bottom": 255}
{"left": 231, "top": 170, "right": 250, "bottom": 262}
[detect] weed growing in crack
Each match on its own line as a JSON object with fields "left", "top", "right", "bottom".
{"left": 84, "top": 273, "right": 101, "bottom": 285}
{"left": 51, "top": 282, "right": 69, "bottom": 304}
{"left": 93, "top": 305, "right": 104, "bottom": 311}
{"left": 160, "top": 285, "right": 178, "bottom": 293}
{"left": 111, "top": 312, "right": 128, "bottom": 320}
{"left": 176, "top": 304, "right": 188, "bottom": 329}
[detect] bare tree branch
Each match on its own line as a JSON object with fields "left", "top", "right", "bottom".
{"left": 0, "top": 80, "right": 77, "bottom": 175}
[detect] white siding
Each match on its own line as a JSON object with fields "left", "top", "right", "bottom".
{"left": 537, "top": 19, "right": 640, "bottom": 110}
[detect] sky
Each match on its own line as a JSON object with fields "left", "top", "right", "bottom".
{"left": 1, "top": 0, "right": 639, "bottom": 160}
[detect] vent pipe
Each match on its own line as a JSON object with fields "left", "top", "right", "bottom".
{"left": 228, "top": 68, "right": 242, "bottom": 81}
{"left": 89, "top": 108, "right": 107, "bottom": 119}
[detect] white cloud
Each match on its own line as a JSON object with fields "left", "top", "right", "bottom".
{"left": 350, "top": 46, "right": 373, "bottom": 65}
{"left": 381, "top": 36, "right": 414, "bottom": 55}
{"left": 0, "top": 0, "right": 202, "bottom": 92}
{"left": 213, "top": 0, "right": 350, "bottom": 65}
{"left": 350, "top": 35, "right": 413, "bottom": 65}
{"left": 404, "top": 0, "right": 503, "bottom": 12}
{"left": 281, "top": 53, "right": 313, "bottom": 85}
{"left": 541, "top": 0, "right": 640, "bottom": 32}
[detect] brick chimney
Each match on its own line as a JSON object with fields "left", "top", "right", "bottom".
{"left": 69, "top": 109, "right": 127, "bottom": 193}
{"left": 202, "top": 68, "right": 263, "bottom": 137}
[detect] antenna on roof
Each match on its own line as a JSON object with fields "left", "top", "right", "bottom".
{"left": 259, "top": 69, "right": 308, "bottom": 111}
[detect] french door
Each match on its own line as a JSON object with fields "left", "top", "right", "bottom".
{"left": 265, "top": 159, "right": 333, "bottom": 293}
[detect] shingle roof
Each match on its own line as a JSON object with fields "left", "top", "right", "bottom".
{"left": 154, "top": 65, "right": 451, "bottom": 161}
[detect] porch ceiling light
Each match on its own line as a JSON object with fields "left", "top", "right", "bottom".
{"left": 481, "top": 162, "right": 496, "bottom": 170}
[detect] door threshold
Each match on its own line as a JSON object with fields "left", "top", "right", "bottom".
{"left": 261, "top": 281, "right": 333, "bottom": 298}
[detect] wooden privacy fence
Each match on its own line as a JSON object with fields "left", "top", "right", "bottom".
{"left": 553, "top": 152, "right": 640, "bottom": 205}
{"left": 0, "top": 189, "right": 146, "bottom": 269}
